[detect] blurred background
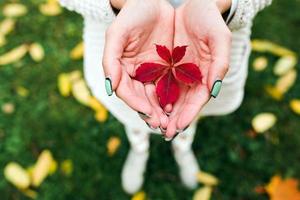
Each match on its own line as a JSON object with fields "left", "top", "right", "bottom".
{"left": 0, "top": 0, "right": 300, "bottom": 199}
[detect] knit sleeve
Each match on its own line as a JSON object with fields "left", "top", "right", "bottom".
{"left": 59, "top": 0, "right": 116, "bottom": 23}
{"left": 228, "top": 0, "right": 272, "bottom": 31}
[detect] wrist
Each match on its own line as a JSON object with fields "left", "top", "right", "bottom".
{"left": 215, "top": 0, "right": 232, "bottom": 14}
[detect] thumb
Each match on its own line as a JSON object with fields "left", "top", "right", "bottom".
{"left": 102, "top": 26, "right": 126, "bottom": 96}
{"left": 208, "top": 30, "right": 231, "bottom": 98}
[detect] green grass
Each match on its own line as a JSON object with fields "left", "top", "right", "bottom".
{"left": 0, "top": 0, "right": 300, "bottom": 199}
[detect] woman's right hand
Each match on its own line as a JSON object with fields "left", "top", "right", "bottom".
{"left": 102, "top": 0, "right": 174, "bottom": 129}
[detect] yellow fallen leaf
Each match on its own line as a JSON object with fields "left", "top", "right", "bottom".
{"left": 31, "top": 150, "right": 55, "bottom": 187}
{"left": 0, "top": 18, "right": 15, "bottom": 35}
{"left": 70, "top": 42, "right": 84, "bottom": 60}
{"left": 265, "top": 86, "right": 283, "bottom": 101}
{"left": 197, "top": 171, "right": 219, "bottom": 186}
{"left": 21, "top": 189, "right": 38, "bottom": 199}
{"left": 69, "top": 70, "right": 82, "bottom": 83}
{"left": 290, "top": 99, "right": 300, "bottom": 115}
{"left": 29, "top": 43, "right": 45, "bottom": 62}
{"left": 4, "top": 162, "right": 30, "bottom": 189}
{"left": 89, "top": 97, "right": 106, "bottom": 111}
{"left": 95, "top": 110, "right": 108, "bottom": 122}
{"left": 3, "top": 3, "right": 28, "bottom": 18}
{"left": 57, "top": 73, "right": 72, "bottom": 97}
{"left": 271, "top": 46, "right": 296, "bottom": 57}
{"left": 131, "top": 191, "right": 146, "bottom": 200}
{"left": 253, "top": 56, "right": 268, "bottom": 71}
{"left": 49, "top": 159, "right": 58, "bottom": 175}
{"left": 274, "top": 55, "right": 297, "bottom": 76}
{"left": 60, "top": 159, "right": 73, "bottom": 176}
{"left": 252, "top": 113, "right": 277, "bottom": 133}
{"left": 251, "top": 40, "right": 295, "bottom": 57}
{"left": 0, "top": 35, "right": 6, "bottom": 47}
{"left": 72, "top": 79, "right": 91, "bottom": 106}
{"left": 193, "top": 186, "right": 212, "bottom": 200}
{"left": 275, "top": 69, "right": 297, "bottom": 94}
{"left": 16, "top": 86, "right": 29, "bottom": 97}
{"left": 1, "top": 102, "right": 15, "bottom": 114}
{"left": 107, "top": 136, "right": 121, "bottom": 156}
{"left": 39, "top": 2, "right": 62, "bottom": 16}
{"left": 0, "top": 44, "right": 28, "bottom": 66}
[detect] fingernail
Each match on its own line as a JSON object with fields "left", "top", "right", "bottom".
{"left": 138, "top": 111, "right": 151, "bottom": 119}
{"left": 164, "top": 137, "right": 172, "bottom": 142}
{"left": 105, "top": 77, "right": 113, "bottom": 96}
{"left": 159, "top": 126, "right": 166, "bottom": 133}
{"left": 211, "top": 80, "right": 222, "bottom": 98}
{"left": 146, "top": 122, "right": 156, "bottom": 130}
{"left": 175, "top": 125, "right": 190, "bottom": 134}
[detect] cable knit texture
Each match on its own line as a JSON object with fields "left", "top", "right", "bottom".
{"left": 228, "top": 0, "right": 272, "bottom": 30}
{"left": 59, "top": 0, "right": 116, "bottom": 23}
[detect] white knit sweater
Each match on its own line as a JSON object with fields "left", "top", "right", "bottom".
{"left": 59, "top": 0, "right": 272, "bottom": 131}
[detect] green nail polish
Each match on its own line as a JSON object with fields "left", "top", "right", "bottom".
{"left": 211, "top": 80, "right": 222, "bottom": 98}
{"left": 105, "top": 77, "right": 113, "bottom": 96}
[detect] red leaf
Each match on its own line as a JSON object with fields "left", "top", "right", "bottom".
{"left": 134, "top": 63, "right": 167, "bottom": 83}
{"left": 155, "top": 45, "right": 172, "bottom": 64}
{"left": 156, "top": 71, "right": 180, "bottom": 108}
{"left": 172, "top": 46, "right": 187, "bottom": 64}
{"left": 174, "top": 63, "right": 202, "bottom": 84}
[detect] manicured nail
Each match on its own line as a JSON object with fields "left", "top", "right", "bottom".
{"left": 159, "top": 126, "right": 166, "bottom": 133}
{"left": 164, "top": 137, "right": 172, "bottom": 142}
{"left": 211, "top": 80, "right": 222, "bottom": 98}
{"left": 146, "top": 122, "right": 156, "bottom": 130}
{"left": 175, "top": 125, "right": 190, "bottom": 134}
{"left": 105, "top": 77, "right": 113, "bottom": 96}
{"left": 138, "top": 111, "right": 151, "bottom": 119}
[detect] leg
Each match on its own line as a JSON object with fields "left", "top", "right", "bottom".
{"left": 171, "top": 121, "right": 200, "bottom": 189}
{"left": 121, "top": 125, "right": 150, "bottom": 194}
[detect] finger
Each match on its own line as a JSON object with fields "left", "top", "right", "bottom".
{"left": 116, "top": 73, "right": 153, "bottom": 117}
{"left": 208, "top": 28, "right": 232, "bottom": 98}
{"left": 176, "top": 84, "right": 210, "bottom": 131}
{"left": 102, "top": 25, "right": 126, "bottom": 95}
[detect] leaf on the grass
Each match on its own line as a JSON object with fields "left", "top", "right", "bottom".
{"left": 265, "top": 175, "right": 300, "bottom": 200}
{"left": 0, "top": 18, "right": 15, "bottom": 36}
{"left": 131, "top": 191, "right": 146, "bottom": 200}
{"left": 31, "top": 150, "right": 56, "bottom": 187}
{"left": 156, "top": 45, "right": 172, "bottom": 63}
{"left": 251, "top": 40, "right": 296, "bottom": 56}
{"left": 0, "top": 35, "right": 6, "bottom": 47}
{"left": 39, "top": 0, "right": 62, "bottom": 16}
{"left": 72, "top": 79, "right": 91, "bottom": 106}
{"left": 193, "top": 186, "right": 212, "bottom": 200}
{"left": 134, "top": 63, "right": 167, "bottom": 83}
{"left": 1, "top": 102, "right": 15, "bottom": 114}
{"left": 21, "top": 189, "right": 38, "bottom": 199}
{"left": 70, "top": 42, "right": 84, "bottom": 60}
{"left": 197, "top": 171, "right": 219, "bottom": 186}
{"left": 29, "top": 43, "right": 45, "bottom": 62}
{"left": 89, "top": 97, "right": 108, "bottom": 122}
{"left": 275, "top": 69, "right": 297, "bottom": 94}
{"left": 274, "top": 55, "right": 297, "bottom": 76}
{"left": 57, "top": 73, "right": 72, "bottom": 97}
{"left": 0, "top": 44, "right": 28, "bottom": 66}
{"left": 107, "top": 136, "right": 121, "bottom": 156}
{"left": 3, "top": 3, "right": 28, "bottom": 18}
{"left": 290, "top": 99, "right": 300, "bottom": 115}
{"left": 252, "top": 113, "right": 277, "bottom": 133}
{"left": 69, "top": 70, "right": 82, "bottom": 82}
{"left": 4, "top": 162, "right": 30, "bottom": 189}
{"left": 94, "top": 111, "right": 108, "bottom": 122}
{"left": 16, "top": 86, "right": 29, "bottom": 97}
{"left": 60, "top": 159, "right": 73, "bottom": 176}
{"left": 174, "top": 63, "right": 202, "bottom": 84}
{"left": 265, "top": 85, "right": 283, "bottom": 101}
{"left": 253, "top": 56, "right": 268, "bottom": 71}
{"left": 156, "top": 72, "right": 180, "bottom": 108}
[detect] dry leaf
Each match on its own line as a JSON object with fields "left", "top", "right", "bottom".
{"left": 58, "top": 73, "right": 72, "bottom": 97}
{"left": 60, "top": 159, "right": 73, "bottom": 176}
{"left": 290, "top": 99, "right": 300, "bottom": 115}
{"left": 3, "top": 3, "right": 28, "bottom": 18}
{"left": 72, "top": 79, "right": 91, "bottom": 106}
{"left": 69, "top": 70, "right": 82, "bottom": 82}
{"left": 0, "top": 35, "right": 6, "bottom": 47}
{"left": 251, "top": 40, "right": 295, "bottom": 57}
{"left": 4, "top": 162, "right": 30, "bottom": 189}
{"left": 0, "top": 18, "right": 15, "bottom": 35}
{"left": 265, "top": 175, "right": 300, "bottom": 200}
{"left": 275, "top": 69, "right": 297, "bottom": 94}
{"left": 131, "top": 191, "right": 146, "bottom": 200}
{"left": 274, "top": 55, "right": 297, "bottom": 76}
{"left": 0, "top": 44, "right": 28, "bottom": 66}
{"left": 193, "top": 186, "right": 212, "bottom": 200}
{"left": 107, "top": 136, "right": 121, "bottom": 156}
{"left": 16, "top": 86, "right": 29, "bottom": 97}
{"left": 31, "top": 150, "right": 55, "bottom": 187}
{"left": 253, "top": 56, "right": 268, "bottom": 71}
{"left": 70, "top": 42, "right": 84, "bottom": 60}
{"left": 21, "top": 189, "right": 38, "bottom": 199}
{"left": 89, "top": 97, "right": 106, "bottom": 112}
{"left": 39, "top": 1, "right": 62, "bottom": 16}
{"left": 197, "top": 171, "right": 219, "bottom": 186}
{"left": 265, "top": 85, "right": 283, "bottom": 101}
{"left": 29, "top": 43, "right": 45, "bottom": 62}
{"left": 95, "top": 111, "right": 108, "bottom": 122}
{"left": 252, "top": 113, "right": 277, "bottom": 133}
{"left": 1, "top": 102, "right": 15, "bottom": 114}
